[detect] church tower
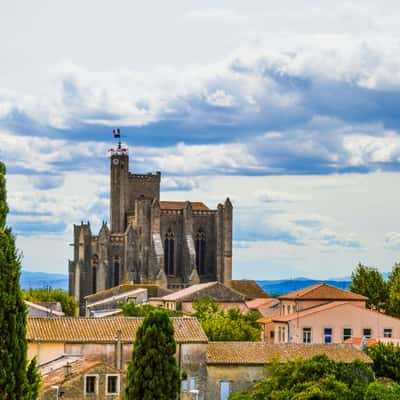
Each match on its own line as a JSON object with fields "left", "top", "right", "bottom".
{"left": 110, "top": 145, "right": 129, "bottom": 233}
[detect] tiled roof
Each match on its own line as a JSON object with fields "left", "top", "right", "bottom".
{"left": 85, "top": 283, "right": 171, "bottom": 302}
{"left": 87, "top": 288, "right": 147, "bottom": 308}
{"left": 27, "top": 317, "right": 208, "bottom": 344}
{"left": 279, "top": 283, "right": 368, "bottom": 301}
{"left": 227, "top": 280, "right": 268, "bottom": 299}
{"left": 344, "top": 337, "right": 378, "bottom": 348}
{"left": 159, "top": 201, "right": 209, "bottom": 211}
{"left": 246, "top": 298, "right": 279, "bottom": 309}
{"left": 207, "top": 342, "right": 371, "bottom": 364}
{"left": 159, "top": 281, "right": 246, "bottom": 302}
{"left": 25, "top": 301, "right": 65, "bottom": 316}
{"left": 40, "top": 357, "right": 104, "bottom": 392}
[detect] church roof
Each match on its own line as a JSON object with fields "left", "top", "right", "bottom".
{"left": 27, "top": 317, "right": 208, "bottom": 344}
{"left": 159, "top": 201, "right": 209, "bottom": 211}
{"left": 227, "top": 280, "right": 268, "bottom": 299}
{"left": 279, "top": 283, "right": 368, "bottom": 301}
{"left": 207, "top": 342, "right": 371, "bottom": 365}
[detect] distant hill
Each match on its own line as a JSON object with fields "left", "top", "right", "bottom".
{"left": 20, "top": 270, "right": 68, "bottom": 291}
{"left": 256, "top": 278, "right": 351, "bottom": 296}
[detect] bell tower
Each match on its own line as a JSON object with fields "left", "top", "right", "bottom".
{"left": 110, "top": 141, "right": 129, "bottom": 233}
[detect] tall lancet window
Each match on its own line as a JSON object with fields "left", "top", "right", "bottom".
{"left": 113, "top": 258, "right": 120, "bottom": 287}
{"left": 195, "top": 229, "right": 206, "bottom": 275}
{"left": 164, "top": 229, "right": 175, "bottom": 276}
{"left": 92, "top": 255, "right": 99, "bottom": 293}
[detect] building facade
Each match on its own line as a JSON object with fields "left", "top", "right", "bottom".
{"left": 69, "top": 144, "right": 233, "bottom": 313}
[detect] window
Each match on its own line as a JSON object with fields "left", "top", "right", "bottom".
{"left": 195, "top": 229, "right": 206, "bottom": 275}
{"left": 182, "top": 379, "right": 188, "bottom": 392}
{"left": 343, "top": 328, "right": 352, "bottom": 341}
{"left": 384, "top": 328, "right": 393, "bottom": 338}
{"left": 278, "top": 326, "right": 286, "bottom": 342}
{"left": 85, "top": 375, "right": 98, "bottom": 394}
{"left": 303, "top": 327, "right": 312, "bottom": 344}
{"left": 189, "top": 376, "right": 196, "bottom": 391}
{"left": 164, "top": 230, "right": 175, "bottom": 275}
{"left": 363, "top": 328, "right": 372, "bottom": 338}
{"left": 113, "top": 258, "right": 120, "bottom": 286}
{"left": 270, "top": 330, "right": 275, "bottom": 339}
{"left": 324, "top": 328, "right": 332, "bottom": 344}
{"left": 282, "top": 305, "right": 286, "bottom": 315}
{"left": 106, "top": 375, "right": 120, "bottom": 395}
{"left": 91, "top": 255, "right": 98, "bottom": 293}
{"left": 220, "top": 381, "right": 230, "bottom": 400}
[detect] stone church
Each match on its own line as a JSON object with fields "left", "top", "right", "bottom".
{"left": 69, "top": 144, "right": 233, "bottom": 312}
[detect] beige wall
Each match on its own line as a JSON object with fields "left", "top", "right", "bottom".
{"left": 28, "top": 342, "right": 65, "bottom": 365}
{"left": 206, "top": 365, "right": 265, "bottom": 400}
{"left": 280, "top": 300, "right": 366, "bottom": 316}
{"left": 276, "top": 304, "right": 400, "bottom": 344}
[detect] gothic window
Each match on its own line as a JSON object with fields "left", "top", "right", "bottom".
{"left": 114, "top": 258, "right": 120, "bottom": 287}
{"left": 164, "top": 229, "right": 175, "bottom": 276}
{"left": 91, "top": 255, "right": 99, "bottom": 293}
{"left": 195, "top": 229, "right": 206, "bottom": 275}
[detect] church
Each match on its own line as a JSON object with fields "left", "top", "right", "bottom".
{"left": 69, "top": 142, "right": 233, "bottom": 312}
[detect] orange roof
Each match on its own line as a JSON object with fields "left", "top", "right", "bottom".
{"left": 159, "top": 201, "right": 209, "bottom": 211}
{"left": 246, "top": 298, "right": 279, "bottom": 309}
{"left": 27, "top": 317, "right": 208, "bottom": 344}
{"left": 227, "top": 280, "right": 268, "bottom": 299}
{"left": 279, "top": 283, "right": 368, "bottom": 301}
{"left": 207, "top": 342, "right": 371, "bottom": 364}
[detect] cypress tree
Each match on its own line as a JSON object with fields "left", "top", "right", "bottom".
{"left": 125, "top": 309, "right": 180, "bottom": 400}
{"left": 0, "top": 162, "right": 40, "bottom": 398}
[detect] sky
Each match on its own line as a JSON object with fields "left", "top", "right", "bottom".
{"left": 2, "top": 0, "right": 400, "bottom": 279}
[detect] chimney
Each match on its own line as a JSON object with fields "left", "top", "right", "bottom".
{"left": 115, "top": 330, "right": 122, "bottom": 369}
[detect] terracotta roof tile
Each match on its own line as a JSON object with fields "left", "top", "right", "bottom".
{"left": 279, "top": 283, "right": 368, "bottom": 301}
{"left": 227, "top": 280, "right": 268, "bottom": 299}
{"left": 207, "top": 342, "right": 371, "bottom": 364}
{"left": 246, "top": 298, "right": 279, "bottom": 309}
{"left": 159, "top": 201, "right": 209, "bottom": 211}
{"left": 27, "top": 317, "right": 208, "bottom": 344}
{"left": 344, "top": 337, "right": 378, "bottom": 348}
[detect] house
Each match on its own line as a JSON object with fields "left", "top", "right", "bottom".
{"left": 259, "top": 301, "right": 400, "bottom": 344}
{"left": 206, "top": 342, "right": 371, "bottom": 400}
{"left": 149, "top": 281, "right": 248, "bottom": 313}
{"left": 25, "top": 301, "right": 65, "bottom": 317}
{"left": 27, "top": 316, "right": 209, "bottom": 399}
{"left": 39, "top": 355, "right": 124, "bottom": 400}
{"left": 226, "top": 280, "right": 268, "bottom": 300}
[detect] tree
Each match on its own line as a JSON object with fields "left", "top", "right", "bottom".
{"left": 367, "top": 342, "right": 400, "bottom": 382}
{"left": 387, "top": 263, "right": 400, "bottom": 318}
{"left": 121, "top": 301, "right": 181, "bottom": 317}
{"left": 192, "top": 298, "right": 262, "bottom": 341}
{"left": 364, "top": 381, "right": 400, "bottom": 400}
{"left": 23, "top": 287, "right": 77, "bottom": 316}
{"left": 350, "top": 263, "right": 388, "bottom": 311}
{"left": 125, "top": 309, "right": 180, "bottom": 400}
{"left": 229, "top": 355, "right": 374, "bottom": 400}
{"left": 0, "top": 162, "right": 41, "bottom": 398}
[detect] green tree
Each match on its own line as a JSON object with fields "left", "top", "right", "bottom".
{"left": 23, "top": 287, "right": 77, "bottom": 316}
{"left": 121, "top": 301, "right": 181, "bottom": 317}
{"left": 364, "top": 381, "right": 400, "bottom": 400}
{"left": 0, "top": 162, "right": 41, "bottom": 399}
{"left": 350, "top": 263, "right": 388, "bottom": 310}
{"left": 125, "top": 309, "right": 180, "bottom": 400}
{"left": 192, "top": 298, "right": 261, "bottom": 341}
{"left": 367, "top": 342, "right": 400, "bottom": 382}
{"left": 229, "top": 355, "right": 374, "bottom": 400}
{"left": 387, "top": 263, "right": 400, "bottom": 318}
{"left": 26, "top": 358, "right": 41, "bottom": 400}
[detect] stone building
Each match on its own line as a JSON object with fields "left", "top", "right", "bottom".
{"left": 69, "top": 143, "right": 233, "bottom": 313}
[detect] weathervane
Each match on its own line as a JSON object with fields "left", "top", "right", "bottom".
{"left": 109, "top": 129, "right": 128, "bottom": 155}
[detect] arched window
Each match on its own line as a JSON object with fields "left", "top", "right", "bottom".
{"left": 164, "top": 229, "right": 175, "bottom": 276}
{"left": 113, "top": 258, "right": 120, "bottom": 287}
{"left": 195, "top": 229, "right": 206, "bottom": 275}
{"left": 91, "top": 255, "right": 99, "bottom": 293}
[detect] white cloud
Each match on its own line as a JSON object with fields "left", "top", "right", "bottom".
{"left": 384, "top": 232, "right": 400, "bottom": 250}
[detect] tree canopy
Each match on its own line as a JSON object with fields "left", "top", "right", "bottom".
{"left": 192, "top": 297, "right": 262, "bottom": 341}
{"left": 229, "top": 355, "right": 375, "bottom": 400}
{"left": 0, "top": 162, "right": 40, "bottom": 399}
{"left": 125, "top": 309, "right": 180, "bottom": 400}
{"left": 121, "top": 300, "right": 181, "bottom": 317}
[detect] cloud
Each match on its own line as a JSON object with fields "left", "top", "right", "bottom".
{"left": 384, "top": 232, "right": 400, "bottom": 250}
{"left": 31, "top": 175, "right": 65, "bottom": 190}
